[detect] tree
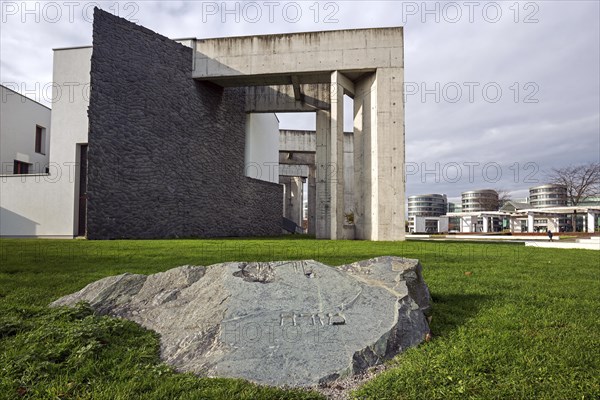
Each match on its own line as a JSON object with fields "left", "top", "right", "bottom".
{"left": 495, "top": 189, "right": 512, "bottom": 208}
{"left": 547, "top": 162, "right": 600, "bottom": 206}
{"left": 547, "top": 162, "right": 600, "bottom": 232}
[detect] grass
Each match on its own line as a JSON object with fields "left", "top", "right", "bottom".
{"left": 0, "top": 238, "right": 599, "bottom": 399}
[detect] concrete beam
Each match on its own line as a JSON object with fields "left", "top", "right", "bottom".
{"left": 279, "top": 164, "right": 310, "bottom": 178}
{"left": 279, "top": 152, "right": 315, "bottom": 166}
{"left": 193, "top": 27, "right": 403, "bottom": 85}
{"left": 279, "top": 130, "right": 317, "bottom": 152}
{"left": 246, "top": 84, "right": 330, "bottom": 113}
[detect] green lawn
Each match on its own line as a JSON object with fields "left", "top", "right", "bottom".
{"left": 0, "top": 238, "right": 598, "bottom": 399}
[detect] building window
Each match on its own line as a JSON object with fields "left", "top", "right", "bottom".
{"left": 35, "top": 126, "right": 46, "bottom": 154}
{"left": 13, "top": 160, "right": 31, "bottom": 174}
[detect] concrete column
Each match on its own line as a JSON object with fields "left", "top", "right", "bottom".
{"left": 482, "top": 216, "right": 489, "bottom": 233}
{"left": 353, "top": 74, "right": 373, "bottom": 240}
{"left": 588, "top": 212, "right": 596, "bottom": 233}
{"left": 461, "top": 216, "right": 476, "bottom": 232}
{"left": 353, "top": 68, "right": 405, "bottom": 241}
{"left": 527, "top": 213, "right": 535, "bottom": 233}
{"left": 307, "top": 165, "right": 316, "bottom": 235}
{"left": 290, "top": 177, "right": 303, "bottom": 226}
{"left": 330, "top": 72, "right": 346, "bottom": 240}
{"left": 509, "top": 217, "right": 515, "bottom": 233}
{"left": 315, "top": 110, "right": 331, "bottom": 239}
{"left": 281, "top": 180, "right": 287, "bottom": 220}
{"left": 547, "top": 216, "right": 559, "bottom": 233}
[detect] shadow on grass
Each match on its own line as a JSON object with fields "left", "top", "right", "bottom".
{"left": 429, "top": 292, "right": 492, "bottom": 337}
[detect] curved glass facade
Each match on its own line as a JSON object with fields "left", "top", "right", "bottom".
{"left": 529, "top": 184, "right": 567, "bottom": 208}
{"left": 407, "top": 194, "right": 447, "bottom": 218}
{"left": 461, "top": 189, "right": 499, "bottom": 212}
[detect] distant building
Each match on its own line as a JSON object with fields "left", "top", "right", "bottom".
{"left": 446, "top": 202, "right": 462, "bottom": 231}
{"left": 529, "top": 184, "right": 568, "bottom": 208}
{"left": 577, "top": 196, "right": 600, "bottom": 207}
{"left": 447, "top": 202, "right": 462, "bottom": 213}
{"left": 460, "top": 190, "right": 500, "bottom": 232}
{"left": 461, "top": 189, "right": 499, "bottom": 212}
{"left": 407, "top": 194, "right": 447, "bottom": 233}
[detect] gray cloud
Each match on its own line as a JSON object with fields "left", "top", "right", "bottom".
{"left": 1, "top": 0, "right": 598, "bottom": 200}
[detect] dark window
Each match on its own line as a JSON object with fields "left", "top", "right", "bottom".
{"left": 13, "top": 160, "right": 31, "bottom": 174}
{"left": 35, "top": 126, "right": 45, "bottom": 154}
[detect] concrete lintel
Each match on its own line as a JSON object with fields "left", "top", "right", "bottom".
{"left": 192, "top": 27, "right": 403, "bottom": 84}
{"left": 246, "top": 84, "right": 330, "bottom": 113}
{"left": 280, "top": 164, "right": 310, "bottom": 178}
{"left": 279, "top": 130, "right": 317, "bottom": 152}
{"left": 279, "top": 152, "right": 315, "bottom": 166}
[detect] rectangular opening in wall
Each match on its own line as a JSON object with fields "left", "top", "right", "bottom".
{"left": 35, "top": 125, "right": 46, "bottom": 154}
{"left": 13, "top": 160, "right": 31, "bottom": 174}
{"left": 77, "top": 144, "right": 89, "bottom": 237}
{"left": 276, "top": 112, "right": 316, "bottom": 234}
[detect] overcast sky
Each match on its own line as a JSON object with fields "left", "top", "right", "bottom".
{"left": 1, "top": 1, "right": 598, "bottom": 202}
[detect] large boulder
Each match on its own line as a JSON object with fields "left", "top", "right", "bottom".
{"left": 51, "top": 256, "right": 431, "bottom": 387}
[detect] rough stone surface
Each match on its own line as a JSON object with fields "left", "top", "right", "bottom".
{"left": 51, "top": 256, "right": 431, "bottom": 387}
{"left": 86, "top": 9, "right": 282, "bottom": 239}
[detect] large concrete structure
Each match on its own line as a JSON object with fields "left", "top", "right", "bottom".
{"left": 1, "top": 10, "right": 405, "bottom": 240}
{"left": 192, "top": 24, "right": 406, "bottom": 241}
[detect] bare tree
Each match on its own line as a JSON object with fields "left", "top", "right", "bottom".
{"left": 495, "top": 189, "right": 512, "bottom": 208}
{"left": 547, "top": 162, "right": 600, "bottom": 232}
{"left": 547, "top": 162, "right": 600, "bottom": 206}
{"left": 475, "top": 189, "right": 507, "bottom": 211}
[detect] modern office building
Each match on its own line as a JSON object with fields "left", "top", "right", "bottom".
{"left": 407, "top": 194, "right": 447, "bottom": 232}
{"left": 529, "top": 184, "right": 568, "bottom": 208}
{"left": 460, "top": 190, "right": 500, "bottom": 232}
{"left": 408, "top": 194, "right": 448, "bottom": 217}
{"left": 446, "top": 202, "right": 462, "bottom": 231}
{"left": 461, "top": 189, "right": 499, "bottom": 212}
{"left": 447, "top": 202, "right": 462, "bottom": 213}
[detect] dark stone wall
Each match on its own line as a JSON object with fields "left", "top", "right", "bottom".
{"left": 86, "top": 9, "right": 282, "bottom": 239}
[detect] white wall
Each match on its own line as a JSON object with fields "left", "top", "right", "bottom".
{"left": 0, "top": 47, "right": 91, "bottom": 237}
{"left": 245, "top": 113, "right": 280, "bottom": 184}
{"left": 0, "top": 85, "right": 51, "bottom": 174}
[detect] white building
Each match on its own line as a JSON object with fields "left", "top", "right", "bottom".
{"left": 407, "top": 194, "right": 447, "bottom": 233}
{"left": 1, "top": 85, "right": 51, "bottom": 174}
{"left": 412, "top": 216, "right": 449, "bottom": 234}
